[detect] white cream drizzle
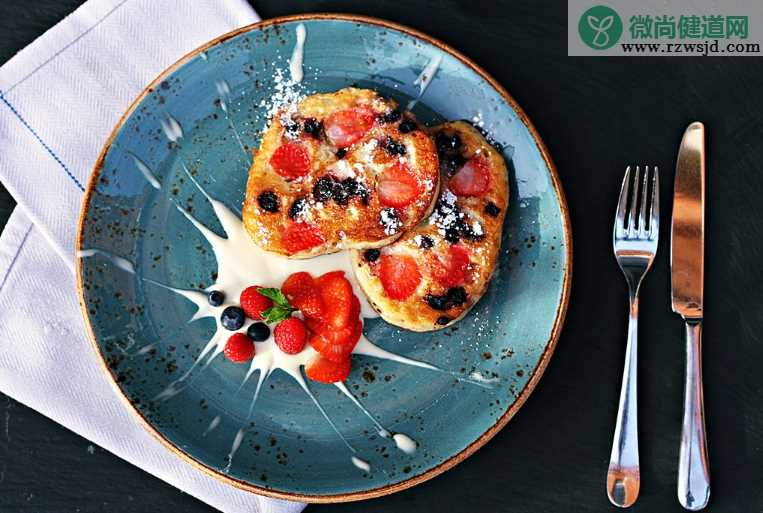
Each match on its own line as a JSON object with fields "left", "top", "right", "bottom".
{"left": 289, "top": 24, "right": 307, "bottom": 83}
{"left": 407, "top": 54, "right": 442, "bottom": 110}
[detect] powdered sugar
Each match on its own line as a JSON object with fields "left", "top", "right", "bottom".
{"left": 380, "top": 208, "right": 401, "bottom": 235}
{"left": 258, "top": 67, "right": 306, "bottom": 126}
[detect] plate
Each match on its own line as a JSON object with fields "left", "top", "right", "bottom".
{"left": 76, "top": 14, "right": 571, "bottom": 502}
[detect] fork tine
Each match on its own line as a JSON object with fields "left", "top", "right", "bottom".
{"left": 639, "top": 166, "right": 649, "bottom": 236}
{"left": 615, "top": 166, "right": 631, "bottom": 238}
{"left": 649, "top": 167, "right": 659, "bottom": 239}
{"left": 628, "top": 166, "right": 640, "bottom": 237}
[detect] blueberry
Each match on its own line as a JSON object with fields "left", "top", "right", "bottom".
{"left": 335, "top": 148, "right": 347, "bottom": 159}
{"left": 247, "top": 322, "right": 270, "bottom": 341}
{"left": 303, "top": 117, "right": 322, "bottom": 138}
{"left": 441, "top": 153, "right": 466, "bottom": 175}
{"left": 436, "top": 316, "right": 452, "bottom": 325}
{"left": 425, "top": 294, "right": 448, "bottom": 311}
{"left": 332, "top": 181, "right": 351, "bottom": 205}
{"left": 207, "top": 290, "right": 225, "bottom": 307}
{"left": 485, "top": 201, "right": 501, "bottom": 217}
{"left": 417, "top": 235, "right": 434, "bottom": 250}
{"left": 288, "top": 197, "right": 307, "bottom": 219}
{"left": 257, "top": 191, "right": 279, "bottom": 213}
{"left": 221, "top": 306, "right": 245, "bottom": 331}
{"left": 398, "top": 120, "right": 417, "bottom": 133}
{"left": 446, "top": 286, "right": 468, "bottom": 306}
{"left": 380, "top": 110, "right": 401, "bottom": 123}
{"left": 383, "top": 137, "right": 406, "bottom": 156}
{"left": 283, "top": 120, "right": 300, "bottom": 138}
{"left": 444, "top": 227, "right": 461, "bottom": 244}
{"left": 363, "top": 248, "right": 381, "bottom": 262}
{"left": 435, "top": 133, "right": 462, "bottom": 155}
{"left": 313, "top": 176, "right": 335, "bottom": 202}
{"left": 341, "top": 178, "right": 365, "bottom": 198}
{"left": 424, "top": 287, "right": 468, "bottom": 311}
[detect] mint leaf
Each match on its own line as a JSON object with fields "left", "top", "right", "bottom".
{"left": 262, "top": 305, "right": 297, "bottom": 324}
{"left": 256, "top": 287, "right": 290, "bottom": 308}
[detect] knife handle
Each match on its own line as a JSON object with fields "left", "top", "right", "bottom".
{"left": 678, "top": 319, "right": 710, "bottom": 510}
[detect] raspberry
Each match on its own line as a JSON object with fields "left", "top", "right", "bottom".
{"left": 273, "top": 317, "right": 307, "bottom": 355}
{"left": 282, "top": 221, "right": 324, "bottom": 255}
{"left": 224, "top": 333, "right": 255, "bottom": 363}
{"left": 270, "top": 142, "right": 311, "bottom": 180}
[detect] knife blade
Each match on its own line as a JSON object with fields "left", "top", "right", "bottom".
{"left": 671, "top": 121, "right": 710, "bottom": 511}
{"left": 671, "top": 122, "right": 705, "bottom": 319}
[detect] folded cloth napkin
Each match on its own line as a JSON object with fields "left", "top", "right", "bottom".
{"left": 0, "top": 1, "right": 305, "bottom": 511}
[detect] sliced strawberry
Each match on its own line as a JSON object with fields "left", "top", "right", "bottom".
{"left": 378, "top": 162, "right": 421, "bottom": 208}
{"left": 316, "top": 270, "right": 345, "bottom": 287}
{"left": 378, "top": 254, "right": 421, "bottom": 300}
{"left": 305, "top": 355, "right": 352, "bottom": 384}
{"left": 319, "top": 272, "right": 354, "bottom": 329}
{"left": 270, "top": 142, "right": 311, "bottom": 180}
{"left": 310, "top": 318, "right": 362, "bottom": 363}
{"left": 431, "top": 245, "right": 471, "bottom": 287}
{"left": 325, "top": 107, "right": 375, "bottom": 148}
{"left": 282, "top": 221, "right": 324, "bottom": 255}
{"left": 282, "top": 272, "right": 324, "bottom": 320}
{"left": 449, "top": 155, "right": 491, "bottom": 197}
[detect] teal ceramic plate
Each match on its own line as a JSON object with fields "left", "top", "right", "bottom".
{"left": 76, "top": 14, "right": 571, "bottom": 502}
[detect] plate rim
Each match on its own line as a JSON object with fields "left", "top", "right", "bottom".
{"left": 75, "top": 13, "right": 573, "bottom": 503}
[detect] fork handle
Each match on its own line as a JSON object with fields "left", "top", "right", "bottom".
{"left": 607, "top": 295, "right": 640, "bottom": 508}
{"left": 678, "top": 319, "right": 710, "bottom": 510}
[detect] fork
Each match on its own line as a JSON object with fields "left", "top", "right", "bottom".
{"left": 606, "top": 165, "right": 659, "bottom": 508}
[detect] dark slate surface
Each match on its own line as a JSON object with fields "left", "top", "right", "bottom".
{"left": 1, "top": 1, "right": 762, "bottom": 512}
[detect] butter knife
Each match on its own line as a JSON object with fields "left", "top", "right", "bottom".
{"left": 671, "top": 121, "right": 710, "bottom": 510}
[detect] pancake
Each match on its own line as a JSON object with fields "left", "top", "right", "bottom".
{"left": 243, "top": 87, "right": 440, "bottom": 258}
{"left": 351, "top": 121, "right": 509, "bottom": 331}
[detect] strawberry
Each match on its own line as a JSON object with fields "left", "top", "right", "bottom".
{"left": 378, "top": 162, "right": 421, "bottom": 208}
{"left": 325, "top": 107, "right": 375, "bottom": 148}
{"left": 449, "top": 155, "right": 491, "bottom": 197}
{"left": 239, "top": 286, "right": 273, "bottom": 320}
{"left": 316, "top": 270, "right": 345, "bottom": 286}
{"left": 224, "top": 333, "right": 255, "bottom": 363}
{"left": 273, "top": 317, "right": 307, "bottom": 354}
{"left": 282, "top": 221, "right": 325, "bottom": 255}
{"left": 378, "top": 254, "right": 421, "bottom": 300}
{"left": 310, "top": 318, "right": 362, "bottom": 362}
{"left": 282, "top": 272, "right": 324, "bottom": 320}
{"left": 318, "top": 271, "right": 354, "bottom": 329}
{"left": 432, "top": 245, "right": 471, "bottom": 287}
{"left": 270, "top": 142, "right": 311, "bottom": 180}
{"left": 305, "top": 355, "right": 352, "bottom": 383}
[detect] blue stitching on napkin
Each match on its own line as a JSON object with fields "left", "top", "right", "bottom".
{"left": 0, "top": 90, "right": 85, "bottom": 192}
{"left": 0, "top": 222, "right": 33, "bottom": 295}
{"left": 3, "top": 0, "right": 132, "bottom": 94}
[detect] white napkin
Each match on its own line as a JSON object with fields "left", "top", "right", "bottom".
{"left": 0, "top": 1, "right": 305, "bottom": 511}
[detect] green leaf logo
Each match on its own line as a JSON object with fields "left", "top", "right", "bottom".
{"left": 579, "top": 6, "right": 623, "bottom": 50}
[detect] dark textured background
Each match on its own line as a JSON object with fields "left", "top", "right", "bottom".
{"left": 1, "top": 1, "right": 762, "bottom": 512}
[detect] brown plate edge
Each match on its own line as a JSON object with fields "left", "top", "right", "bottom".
{"left": 75, "top": 12, "right": 573, "bottom": 504}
